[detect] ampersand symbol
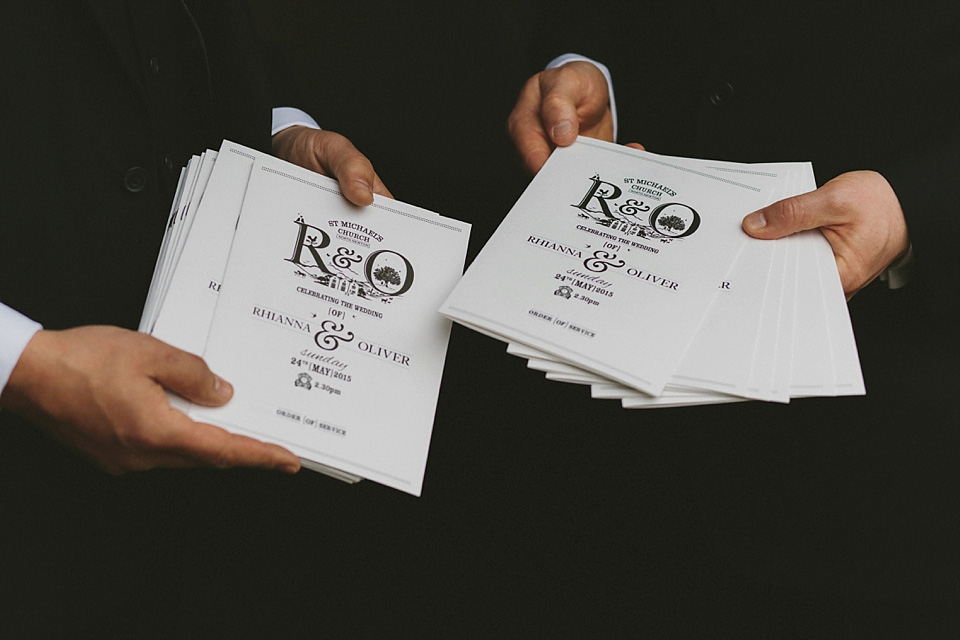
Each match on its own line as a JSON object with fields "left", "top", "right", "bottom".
{"left": 583, "top": 250, "right": 625, "bottom": 273}
{"left": 314, "top": 320, "right": 355, "bottom": 351}
{"left": 332, "top": 247, "right": 363, "bottom": 269}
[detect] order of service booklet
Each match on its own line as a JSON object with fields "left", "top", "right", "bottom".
{"left": 142, "top": 142, "right": 470, "bottom": 496}
{"left": 440, "top": 137, "right": 863, "bottom": 407}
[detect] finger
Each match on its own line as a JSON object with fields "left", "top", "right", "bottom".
{"left": 507, "top": 76, "right": 553, "bottom": 175}
{"left": 539, "top": 71, "right": 584, "bottom": 147}
{"left": 95, "top": 399, "right": 300, "bottom": 473}
{"left": 166, "top": 416, "right": 301, "bottom": 473}
{"left": 146, "top": 340, "right": 233, "bottom": 407}
{"left": 541, "top": 61, "right": 613, "bottom": 144}
{"left": 625, "top": 142, "right": 646, "bottom": 151}
{"left": 116, "top": 431, "right": 301, "bottom": 474}
{"left": 741, "top": 188, "right": 845, "bottom": 240}
{"left": 317, "top": 134, "right": 378, "bottom": 207}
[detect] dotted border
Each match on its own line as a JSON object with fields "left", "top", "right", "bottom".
{"left": 227, "top": 147, "right": 256, "bottom": 161}
{"left": 706, "top": 166, "right": 779, "bottom": 178}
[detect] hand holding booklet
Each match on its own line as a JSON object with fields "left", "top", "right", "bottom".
{"left": 440, "top": 137, "right": 863, "bottom": 408}
{"left": 140, "top": 141, "right": 470, "bottom": 495}
{"left": 142, "top": 136, "right": 862, "bottom": 494}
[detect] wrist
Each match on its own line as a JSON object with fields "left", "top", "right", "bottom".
{"left": 271, "top": 125, "right": 307, "bottom": 161}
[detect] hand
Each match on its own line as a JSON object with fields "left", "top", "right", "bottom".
{"left": 508, "top": 61, "right": 614, "bottom": 175}
{"left": 0, "top": 326, "right": 301, "bottom": 474}
{"left": 272, "top": 126, "right": 392, "bottom": 206}
{"left": 742, "top": 170, "right": 910, "bottom": 298}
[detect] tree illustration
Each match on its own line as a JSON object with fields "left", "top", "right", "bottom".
{"left": 373, "top": 265, "right": 401, "bottom": 287}
{"left": 658, "top": 214, "right": 686, "bottom": 232}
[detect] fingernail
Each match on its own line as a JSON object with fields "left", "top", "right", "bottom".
{"left": 214, "top": 375, "right": 233, "bottom": 398}
{"left": 552, "top": 120, "right": 574, "bottom": 141}
{"left": 282, "top": 460, "right": 301, "bottom": 474}
{"left": 744, "top": 211, "right": 767, "bottom": 231}
{"left": 353, "top": 178, "right": 372, "bottom": 194}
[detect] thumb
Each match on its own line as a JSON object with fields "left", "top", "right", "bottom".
{"left": 539, "top": 65, "right": 602, "bottom": 147}
{"left": 541, "top": 87, "right": 580, "bottom": 147}
{"left": 149, "top": 342, "right": 233, "bottom": 407}
{"left": 742, "top": 189, "right": 833, "bottom": 240}
{"left": 318, "top": 134, "right": 379, "bottom": 207}
{"left": 541, "top": 61, "right": 611, "bottom": 147}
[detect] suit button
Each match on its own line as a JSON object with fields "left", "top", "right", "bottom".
{"left": 709, "top": 82, "right": 735, "bottom": 107}
{"left": 149, "top": 57, "right": 160, "bottom": 75}
{"left": 164, "top": 155, "right": 174, "bottom": 173}
{"left": 124, "top": 167, "right": 147, "bottom": 193}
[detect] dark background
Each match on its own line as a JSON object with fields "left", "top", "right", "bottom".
{"left": 2, "top": 1, "right": 957, "bottom": 637}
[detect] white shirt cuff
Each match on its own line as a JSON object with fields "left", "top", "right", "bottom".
{"left": 546, "top": 54, "right": 618, "bottom": 143}
{"left": 271, "top": 107, "right": 321, "bottom": 136}
{"left": 0, "top": 303, "right": 42, "bottom": 397}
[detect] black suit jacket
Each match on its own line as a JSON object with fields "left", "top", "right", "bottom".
{"left": 0, "top": 0, "right": 273, "bottom": 332}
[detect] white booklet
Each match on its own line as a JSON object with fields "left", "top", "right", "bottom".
{"left": 443, "top": 138, "right": 784, "bottom": 395}
{"left": 441, "top": 138, "right": 862, "bottom": 406}
{"left": 143, "top": 142, "right": 470, "bottom": 495}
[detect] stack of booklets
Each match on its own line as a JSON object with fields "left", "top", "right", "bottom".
{"left": 441, "top": 137, "right": 864, "bottom": 408}
{"left": 140, "top": 141, "right": 470, "bottom": 495}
